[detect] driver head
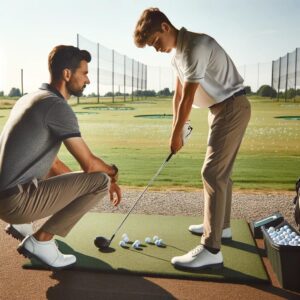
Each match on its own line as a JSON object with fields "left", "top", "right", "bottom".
{"left": 94, "top": 236, "right": 111, "bottom": 250}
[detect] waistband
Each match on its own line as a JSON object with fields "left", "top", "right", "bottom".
{"left": 0, "top": 178, "right": 38, "bottom": 199}
{"left": 209, "top": 89, "right": 246, "bottom": 109}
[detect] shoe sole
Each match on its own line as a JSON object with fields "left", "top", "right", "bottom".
{"left": 17, "top": 245, "right": 76, "bottom": 271}
{"left": 188, "top": 229, "right": 232, "bottom": 240}
{"left": 5, "top": 225, "right": 25, "bottom": 241}
{"left": 173, "top": 262, "right": 224, "bottom": 271}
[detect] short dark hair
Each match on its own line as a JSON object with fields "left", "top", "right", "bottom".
{"left": 134, "top": 8, "right": 174, "bottom": 48}
{"left": 48, "top": 45, "right": 91, "bottom": 82}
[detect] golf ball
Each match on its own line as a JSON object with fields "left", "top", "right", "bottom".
{"left": 158, "top": 239, "right": 164, "bottom": 245}
{"left": 122, "top": 233, "right": 128, "bottom": 239}
{"left": 153, "top": 235, "right": 159, "bottom": 242}
{"left": 119, "top": 240, "right": 126, "bottom": 247}
{"left": 123, "top": 236, "right": 129, "bottom": 243}
{"left": 132, "top": 240, "right": 141, "bottom": 248}
{"left": 145, "top": 237, "right": 151, "bottom": 244}
{"left": 155, "top": 239, "right": 162, "bottom": 246}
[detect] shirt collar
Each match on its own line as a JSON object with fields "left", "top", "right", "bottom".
{"left": 175, "top": 27, "right": 187, "bottom": 54}
{"left": 39, "top": 83, "right": 64, "bottom": 99}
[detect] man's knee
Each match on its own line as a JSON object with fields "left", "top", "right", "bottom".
{"left": 90, "top": 172, "right": 110, "bottom": 193}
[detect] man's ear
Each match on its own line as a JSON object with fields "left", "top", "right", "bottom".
{"left": 62, "top": 69, "right": 72, "bottom": 82}
{"left": 161, "top": 22, "right": 170, "bottom": 33}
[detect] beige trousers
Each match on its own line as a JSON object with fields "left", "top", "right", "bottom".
{"left": 0, "top": 172, "right": 109, "bottom": 237}
{"left": 200, "top": 95, "right": 251, "bottom": 249}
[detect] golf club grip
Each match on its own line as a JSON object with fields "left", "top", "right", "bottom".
{"left": 166, "top": 152, "right": 173, "bottom": 162}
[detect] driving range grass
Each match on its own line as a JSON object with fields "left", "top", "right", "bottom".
{"left": 0, "top": 97, "right": 299, "bottom": 190}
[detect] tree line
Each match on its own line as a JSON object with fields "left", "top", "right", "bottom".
{"left": 1, "top": 85, "right": 299, "bottom": 99}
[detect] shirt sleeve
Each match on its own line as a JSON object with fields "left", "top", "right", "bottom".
{"left": 182, "top": 36, "right": 213, "bottom": 83}
{"left": 45, "top": 101, "right": 81, "bottom": 140}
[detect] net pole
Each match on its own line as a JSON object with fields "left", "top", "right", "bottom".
{"left": 112, "top": 49, "right": 115, "bottom": 103}
{"left": 132, "top": 59, "right": 134, "bottom": 101}
{"left": 271, "top": 61, "right": 274, "bottom": 100}
{"left": 124, "top": 55, "right": 126, "bottom": 102}
{"left": 277, "top": 57, "right": 281, "bottom": 101}
{"left": 295, "top": 48, "right": 298, "bottom": 102}
{"left": 21, "top": 69, "right": 24, "bottom": 96}
{"left": 285, "top": 53, "right": 289, "bottom": 102}
{"left": 97, "top": 43, "right": 100, "bottom": 104}
{"left": 77, "top": 33, "right": 79, "bottom": 104}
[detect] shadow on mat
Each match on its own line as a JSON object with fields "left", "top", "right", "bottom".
{"left": 222, "top": 239, "right": 258, "bottom": 254}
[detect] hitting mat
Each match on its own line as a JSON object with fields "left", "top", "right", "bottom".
{"left": 23, "top": 213, "right": 269, "bottom": 283}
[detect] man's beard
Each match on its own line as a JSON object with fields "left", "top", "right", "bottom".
{"left": 67, "top": 82, "right": 86, "bottom": 97}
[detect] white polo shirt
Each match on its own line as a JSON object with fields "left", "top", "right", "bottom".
{"left": 172, "top": 27, "right": 244, "bottom": 108}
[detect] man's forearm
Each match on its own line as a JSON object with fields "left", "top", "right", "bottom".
{"left": 46, "top": 159, "right": 71, "bottom": 178}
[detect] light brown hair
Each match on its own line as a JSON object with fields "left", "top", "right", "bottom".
{"left": 134, "top": 8, "right": 174, "bottom": 48}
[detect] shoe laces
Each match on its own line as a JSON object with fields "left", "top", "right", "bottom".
{"left": 190, "top": 245, "right": 204, "bottom": 256}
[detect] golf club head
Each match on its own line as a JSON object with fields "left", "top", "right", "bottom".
{"left": 94, "top": 236, "right": 111, "bottom": 250}
{"left": 182, "top": 122, "right": 193, "bottom": 145}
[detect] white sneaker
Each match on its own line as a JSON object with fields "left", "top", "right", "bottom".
{"left": 188, "top": 224, "right": 232, "bottom": 239}
{"left": 18, "top": 235, "right": 76, "bottom": 270}
{"left": 5, "top": 223, "right": 34, "bottom": 241}
{"left": 171, "top": 245, "right": 223, "bottom": 270}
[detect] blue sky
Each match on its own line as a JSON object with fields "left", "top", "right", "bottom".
{"left": 0, "top": 0, "right": 299, "bottom": 93}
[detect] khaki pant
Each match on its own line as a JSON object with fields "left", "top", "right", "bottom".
{"left": 0, "top": 172, "right": 109, "bottom": 237}
{"left": 200, "top": 95, "right": 251, "bottom": 249}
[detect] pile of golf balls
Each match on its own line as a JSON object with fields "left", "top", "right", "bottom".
{"left": 119, "top": 233, "right": 166, "bottom": 249}
{"left": 267, "top": 225, "right": 300, "bottom": 246}
{"left": 118, "top": 233, "right": 130, "bottom": 247}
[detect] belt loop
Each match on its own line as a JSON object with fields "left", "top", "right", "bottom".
{"left": 17, "top": 184, "right": 23, "bottom": 193}
{"left": 32, "top": 178, "right": 38, "bottom": 188}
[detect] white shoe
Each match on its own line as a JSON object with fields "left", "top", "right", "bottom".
{"left": 188, "top": 224, "right": 232, "bottom": 239}
{"left": 171, "top": 245, "right": 223, "bottom": 270}
{"left": 5, "top": 223, "right": 34, "bottom": 241}
{"left": 18, "top": 235, "right": 76, "bottom": 270}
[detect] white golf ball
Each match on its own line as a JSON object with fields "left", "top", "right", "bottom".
{"left": 158, "top": 239, "right": 164, "bottom": 245}
{"left": 145, "top": 237, "right": 151, "bottom": 244}
{"left": 133, "top": 240, "right": 141, "bottom": 248}
{"left": 154, "top": 240, "right": 160, "bottom": 246}
{"left": 153, "top": 235, "right": 159, "bottom": 242}
{"left": 122, "top": 233, "right": 128, "bottom": 239}
{"left": 119, "top": 240, "right": 126, "bottom": 247}
{"left": 123, "top": 236, "right": 129, "bottom": 243}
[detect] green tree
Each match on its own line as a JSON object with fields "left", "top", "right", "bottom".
{"left": 0, "top": 91, "right": 4, "bottom": 97}
{"left": 8, "top": 87, "right": 21, "bottom": 97}
{"left": 244, "top": 86, "right": 252, "bottom": 94}
{"left": 286, "top": 88, "right": 296, "bottom": 99}
{"left": 157, "top": 88, "right": 171, "bottom": 97}
{"left": 257, "top": 85, "right": 277, "bottom": 98}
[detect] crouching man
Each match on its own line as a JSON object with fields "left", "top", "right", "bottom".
{"left": 0, "top": 45, "right": 121, "bottom": 270}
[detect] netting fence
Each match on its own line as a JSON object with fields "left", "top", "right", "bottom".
{"left": 272, "top": 48, "right": 299, "bottom": 99}
{"left": 77, "top": 34, "right": 147, "bottom": 103}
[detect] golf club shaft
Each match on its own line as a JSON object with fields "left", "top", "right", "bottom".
{"left": 110, "top": 153, "right": 173, "bottom": 242}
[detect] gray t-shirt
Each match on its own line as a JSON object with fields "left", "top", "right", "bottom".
{"left": 0, "top": 83, "right": 81, "bottom": 190}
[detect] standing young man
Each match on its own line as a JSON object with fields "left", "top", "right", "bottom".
{"left": 0, "top": 45, "right": 121, "bottom": 270}
{"left": 134, "top": 8, "right": 251, "bottom": 270}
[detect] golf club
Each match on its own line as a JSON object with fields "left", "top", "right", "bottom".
{"left": 94, "top": 122, "right": 193, "bottom": 250}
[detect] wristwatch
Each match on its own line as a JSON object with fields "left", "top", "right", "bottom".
{"left": 111, "top": 164, "right": 119, "bottom": 177}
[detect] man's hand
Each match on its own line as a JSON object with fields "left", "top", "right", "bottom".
{"left": 109, "top": 182, "right": 122, "bottom": 206}
{"left": 170, "top": 130, "right": 183, "bottom": 154}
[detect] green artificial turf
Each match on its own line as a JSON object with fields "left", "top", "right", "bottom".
{"left": 23, "top": 213, "right": 269, "bottom": 283}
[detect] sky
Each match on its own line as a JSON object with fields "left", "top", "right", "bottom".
{"left": 0, "top": 0, "right": 299, "bottom": 94}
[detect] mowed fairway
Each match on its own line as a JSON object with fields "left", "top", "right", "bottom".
{"left": 0, "top": 97, "right": 299, "bottom": 190}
